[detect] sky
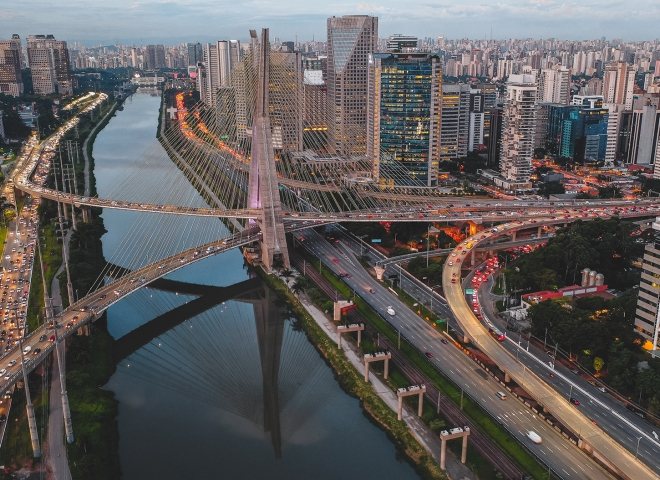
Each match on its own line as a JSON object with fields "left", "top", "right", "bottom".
{"left": 2, "top": 0, "right": 659, "bottom": 46}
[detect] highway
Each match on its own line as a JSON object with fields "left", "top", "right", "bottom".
{"left": 442, "top": 217, "right": 660, "bottom": 480}
{"left": 298, "top": 228, "right": 613, "bottom": 479}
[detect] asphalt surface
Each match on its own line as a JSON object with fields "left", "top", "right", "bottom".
{"left": 443, "top": 218, "right": 659, "bottom": 480}
{"left": 299, "top": 228, "right": 613, "bottom": 480}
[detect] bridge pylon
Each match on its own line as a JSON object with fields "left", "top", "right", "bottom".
{"left": 247, "top": 28, "right": 290, "bottom": 272}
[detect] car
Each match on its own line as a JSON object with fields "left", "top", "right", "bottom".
{"left": 368, "top": 288, "right": 375, "bottom": 293}
{"left": 39, "top": 335, "right": 46, "bottom": 342}
{"left": 386, "top": 306, "right": 396, "bottom": 316}
{"left": 597, "top": 387, "right": 606, "bottom": 393}
{"left": 424, "top": 351, "right": 433, "bottom": 359}
{"left": 570, "top": 397, "right": 580, "bottom": 406}
{"left": 7, "top": 360, "right": 16, "bottom": 367}
{"left": 440, "top": 338, "right": 448, "bottom": 345}
{"left": 526, "top": 431, "right": 543, "bottom": 444}
{"left": 0, "top": 369, "right": 5, "bottom": 376}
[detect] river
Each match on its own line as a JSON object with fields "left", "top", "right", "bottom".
{"left": 93, "top": 92, "right": 419, "bottom": 479}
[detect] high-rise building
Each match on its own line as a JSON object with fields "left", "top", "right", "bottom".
{"left": 145, "top": 44, "right": 166, "bottom": 69}
{"left": 200, "top": 40, "right": 241, "bottom": 107}
{"left": 487, "top": 107, "right": 503, "bottom": 169}
{"left": 538, "top": 65, "right": 571, "bottom": 105}
{"left": 0, "top": 35, "right": 23, "bottom": 97}
{"left": 499, "top": 74, "right": 536, "bottom": 189}
{"left": 27, "top": 34, "right": 73, "bottom": 96}
{"left": 269, "top": 51, "right": 304, "bottom": 152}
{"left": 618, "top": 94, "right": 660, "bottom": 166}
{"left": 602, "top": 61, "right": 636, "bottom": 109}
{"left": 327, "top": 15, "right": 378, "bottom": 158}
{"left": 635, "top": 218, "right": 660, "bottom": 354}
{"left": 187, "top": 42, "right": 203, "bottom": 66}
{"left": 367, "top": 52, "right": 442, "bottom": 186}
{"left": 386, "top": 35, "right": 418, "bottom": 52}
{"left": 604, "top": 103, "right": 625, "bottom": 165}
{"left": 440, "top": 84, "right": 470, "bottom": 161}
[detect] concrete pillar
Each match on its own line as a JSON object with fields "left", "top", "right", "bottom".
{"left": 470, "top": 249, "right": 476, "bottom": 267}
{"left": 440, "top": 439, "right": 447, "bottom": 470}
{"left": 511, "top": 230, "right": 517, "bottom": 241}
{"left": 463, "top": 334, "right": 470, "bottom": 344}
{"left": 70, "top": 205, "right": 77, "bottom": 231}
{"left": 418, "top": 391, "right": 424, "bottom": 417}
{"left": 538, "top": 225, "right": 543, "bottom": 237}
{"left": 461, "top": 432, "right": 469, "bottom": 464}
{"left": 384, "top": 357, "right": 389, "bottom": 379}
{"left": 397, "top": 396, "right": 404, "bottom": 421}
{"left": 82, "top": 207, "right": 91, "bottom": 223}
{"left": 504, "top": 371, "right": 510, "bottom": 383}
{"left": 364, "top": 362, "right": 370, "bottom": 382}
{"left": 18, "top": 341, "right": 41, "bottom": 458}
{"left": 55, "top": 340, "right": 74, "bottom": 443}
{"left": 374, "top": 265, "right": 385, "bottom": 280}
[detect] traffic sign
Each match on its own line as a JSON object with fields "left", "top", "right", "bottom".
{"left": 465, "top": 288, "right": 474, "bottom": 295}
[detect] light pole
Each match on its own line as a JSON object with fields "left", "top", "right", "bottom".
{"left": 426, "top": 223, "right": 430, "bottom": 268}
{"left": 430, "top": 284, "right": 442, "bottom": 311}
{"left": 636, "top": 436, "right": 643, "bottom": 458}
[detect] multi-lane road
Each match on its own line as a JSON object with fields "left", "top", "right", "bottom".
{"left": 299, "top": 228, "right": 614, "bottom": 479}
{"left": 443, "top": 216, "right": 660, "bottom": 480}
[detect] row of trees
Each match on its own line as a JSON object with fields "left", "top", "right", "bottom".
{"left": 517, "top": 219, "right": 660, "bottom": 414}
{"left": 503, "top": 218, "right": 643, "bottom": 292}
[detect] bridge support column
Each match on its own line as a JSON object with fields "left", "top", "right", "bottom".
{"left": 470, "top": 249, "right": 476, "bottom": 267}
{"left": 337, "top": 323, "right": 364, "bottom": 349}
{"left": 504, "top": 371, "right": 511, "bottom": 383}
{"left": 70, "top": 205, "right": 77, "bottom": 231}
{"left": 439, "top": 427, "right": 470, "bottom": 470}
{"left": 364, "top": 351, "right": 391, "bottom": 382}
{"left": 247, "top": 28, "right": 290, "bottom": 272}
{"left": 538, "top": 226, "right": 543, "bottom": 237}
{"left": 396, "top": 385, "right": 426, "bottom": 421}
{"left": 511, "top": 231, "right": 516, "bottom": 241}
{"left": 82, "top": 207, "right": 91, "bottom": 223}
{"left": 18, "top": 338, "right": 41, "bottom": 458}
{"left": 56, "top": 342, "right": 75, "bottom": 443}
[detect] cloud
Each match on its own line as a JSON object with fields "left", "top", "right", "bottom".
{"left": 1, "top": 0, "right": 658, "bottom": 43}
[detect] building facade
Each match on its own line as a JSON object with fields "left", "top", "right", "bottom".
{"left": 327, "top": 15, "right": 378, "bottom": 158}
{"left": 0, "top": 35, "right": 23, "bottom": 97}
{"left": 635, "top": 218, "right": 660, "bottom": 354}
{"left": 602, "top": 61, "right": 635, "bottom": 109}
{"left": 440, "top": 83, "right": 470, "bottom": 161}
{"left": 367, "top": 52, "right": 442, "bottom": 186}
{"left": 538, "top": 65, "right": 571, "bottom": 105}
{"left": 27, "top": 35, "right": 73, "bottom": 96}
{"left": 499, "top": 74, "right": 536, "bottom": 189}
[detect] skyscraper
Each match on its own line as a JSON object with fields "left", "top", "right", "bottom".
{"left": 0, "top": 35, "right": 23, "bottom": 97}
{"left": 440, "top": 84, "right": 470, "bottom": 161}
{"left": 367, "top": 52, "right": 442, "bottom": 186}
{"left": 27, "top": 35, "right": 73, "bottom": 96}
{"left": 145, "top": 44, "right": 166, "bottom": 69}
{"left": 499, "top": 74, "right": 536, "bottom": 189}
{"left": 327, "top": 15, "right": 378, "bottom": 158}
{"left": 200, "top": 40, "right": 241, "bottom": 106}
{"left": 187, "top": 42, "right": 203, "bottom": 66}
{"left": 538, "top": 65, "right": 571, "bottom": 105}
{"left": 635, "top": 218, "right": 660, "bottom": 354}
{"left": 602, "top": 61, "right": 635, "bottom": 109}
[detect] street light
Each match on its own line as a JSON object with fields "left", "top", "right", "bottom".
{"left": 430, "top": 284, "right": 442, "bottom": 311}
{"left": 636, "top": 436, "right": 643, "bottom": 458}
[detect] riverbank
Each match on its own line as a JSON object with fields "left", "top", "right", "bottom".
{"left": 259, "top": 268, "right": 446, "bottom": 480}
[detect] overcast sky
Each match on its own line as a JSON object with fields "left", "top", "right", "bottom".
{"left": 2, "top": 0, "right": 659, "bottom": 46}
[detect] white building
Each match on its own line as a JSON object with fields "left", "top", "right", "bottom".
{"left": 499, "top": 74, "right": 536, "bottom": 189}
{"left": 635, "top": 218, "right": 660, "bottom": 355}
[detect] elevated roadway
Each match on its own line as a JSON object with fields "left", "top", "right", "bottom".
{"left": 442, "top": 214, "right": 660, "bottom": 480}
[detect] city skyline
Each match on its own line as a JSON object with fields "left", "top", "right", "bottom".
{"left": 2, "top": 0, "right": 660, "bottom": 45}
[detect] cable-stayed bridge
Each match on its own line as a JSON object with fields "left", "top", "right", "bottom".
{"left": 3, "top": 27, "right": 660, "bottom": 479}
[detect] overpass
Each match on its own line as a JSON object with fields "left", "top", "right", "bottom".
{"left": 442, "top": 213, "right": 660, "bottom": 480}
{"left": 375, "top": 235, "right": 553, "bottom": 267}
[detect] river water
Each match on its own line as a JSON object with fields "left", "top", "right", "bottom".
{"left": 94, "top": 92, "right": 419, "bottom": 479}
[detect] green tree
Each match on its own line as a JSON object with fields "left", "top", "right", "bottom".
{"left": 593, "top": 356, "right": 605, "bottom": 374}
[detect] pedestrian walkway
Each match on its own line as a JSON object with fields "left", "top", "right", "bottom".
{"left": 283, "top": 274, "right": 475, "bottom": 480}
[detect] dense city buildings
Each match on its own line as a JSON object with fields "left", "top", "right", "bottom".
{"left": 0, "top": 35, "right": 23, "bottom": 97}
{"left": 198, "top": 40, "right": 241, "bottom": 106}
{"left": 440, "top": 83, "right": 470, "bottom": 161}
{"left": 27, "top": 34, "right": 73, "bottom": 96}
{"left": 367, "top": 52, "right": 442, "bottom": 186}
{"left": 326, "top": 15, "right": 378, "bottom": 158}
{"left": 602, "top": 61, "right": 636, "bottom": 109}
{"left": 635, "top": 218, "right": 660, "bottom": 354}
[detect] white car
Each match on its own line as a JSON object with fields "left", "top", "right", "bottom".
{"left": 527, "top": 431, "right": 542, "bottom": 444}
{"left": 386, "top": 306, "right": 396, "bottom": 316}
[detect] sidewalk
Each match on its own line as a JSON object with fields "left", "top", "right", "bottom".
{"left": 284, "top": 275, "right": 475, "bottom": 480}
